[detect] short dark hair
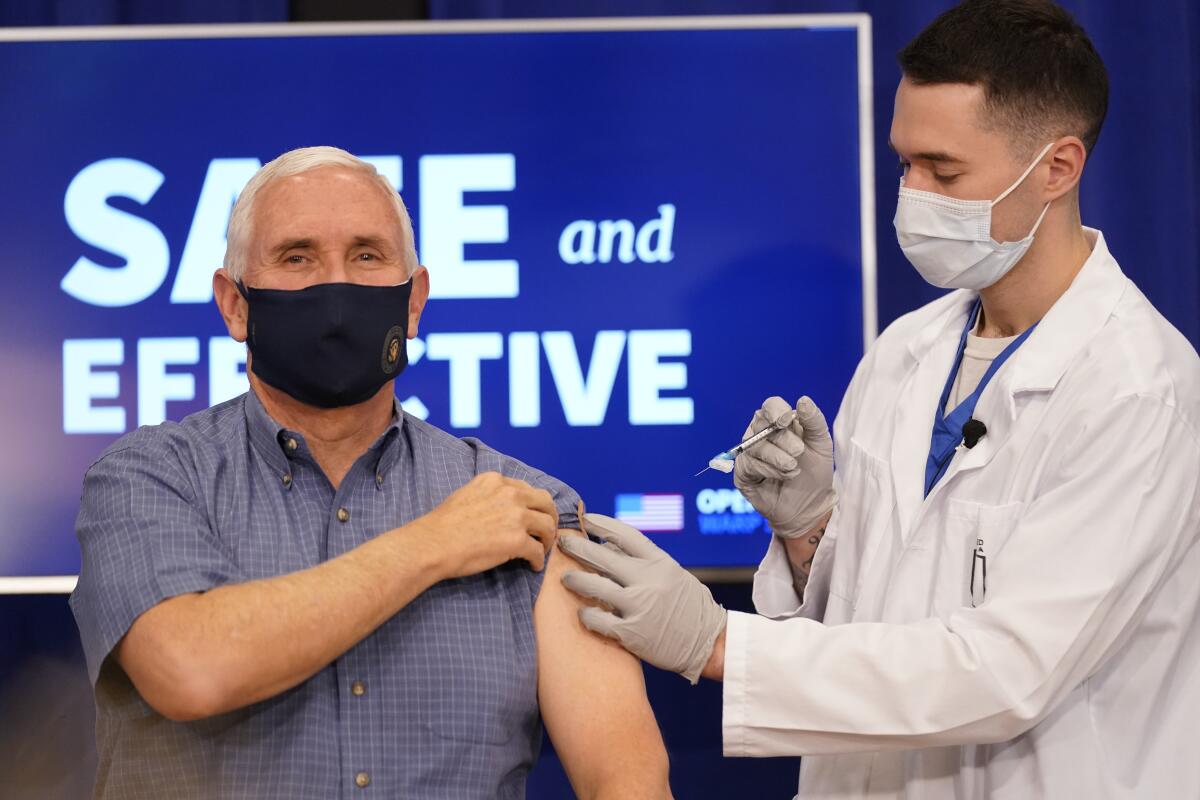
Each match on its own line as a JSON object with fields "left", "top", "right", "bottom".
{"left": 898, "top": 0, "right": 1109, "bottom": 156}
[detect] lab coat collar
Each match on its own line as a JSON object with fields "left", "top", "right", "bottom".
{"left": 901, "top": 228, "right": 1127, "bottom": 382}
{"left": 891, "top": 227, "right": 1128, "bottom": 538}
{"left": 1004, "top": 228, "right": 1129, "bottom": 393}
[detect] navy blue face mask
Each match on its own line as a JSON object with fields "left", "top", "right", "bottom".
{"left": 237, "top": 280, "right": 412, "bottom": 409}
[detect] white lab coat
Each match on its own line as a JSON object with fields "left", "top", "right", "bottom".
{"left": 722, "top": 229, "right": 1200, "bottom": 799}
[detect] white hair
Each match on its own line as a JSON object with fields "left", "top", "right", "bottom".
{"left": 223, "top": 146, "right": 418, "bottom": 282}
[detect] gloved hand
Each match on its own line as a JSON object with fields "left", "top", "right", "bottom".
{"left": 733, "top": 395, "right": 837, "bottom": 539}
{"left": 558, "top": 513, "right": 726, "bottom": 684}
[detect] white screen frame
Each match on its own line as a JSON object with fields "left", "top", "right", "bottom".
{"left": 0, "top": 14, "right": 875, "bottom": 593}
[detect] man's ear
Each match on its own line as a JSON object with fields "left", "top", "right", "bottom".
{"left": 1044, "top": 135, "right": 1087, "bottom": 202}
{"left": 407, "top": 266, "right": 430, "bottom": 339}
{"left": 213, "top": 269, "right": 248, "bottom": 342}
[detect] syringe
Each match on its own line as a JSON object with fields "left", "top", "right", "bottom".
{"left": 695, "top": 408, "right": 797, "bottom": 476}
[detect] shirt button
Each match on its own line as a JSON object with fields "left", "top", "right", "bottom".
{"left": 285, "top": 437, "right": 298, "bottom": 453}
{"left": 355, "top": 772, "right": 370, "bottom": 788}
{"left": 375, "top": 473, "right": 384, "bottom": 486}
{"left": 281, "top": 474, "right": 292, "bottom": 487}
{"left": 351, "top": 680, "right": 366, "bottom": 696}
{"left": 337, "top": 507, "right": 350, "bottom": 523}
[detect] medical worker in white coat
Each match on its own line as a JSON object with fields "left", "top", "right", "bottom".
{"left": 558, "top": 1, "right": 1200, "bottom": 797}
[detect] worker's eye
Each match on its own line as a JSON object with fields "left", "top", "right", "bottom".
{"left": 934, "top": 172, "right": 961, "bottom": 185}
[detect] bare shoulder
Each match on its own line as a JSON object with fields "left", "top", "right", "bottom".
{"left": 535, "top": 527, "right": 632, "bottom": 660}
{"left": 533, "top": 526, "right": 671, "bottom": 798}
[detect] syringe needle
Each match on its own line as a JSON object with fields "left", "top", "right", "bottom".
{"left": 696, "top": 408, "right": 796, "bottom": 477}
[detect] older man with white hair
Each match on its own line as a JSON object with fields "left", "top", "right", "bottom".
{"left": 70, "top": 146, "right": 671, "bottom": 800}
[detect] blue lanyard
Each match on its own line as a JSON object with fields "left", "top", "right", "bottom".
{"left": 924, "top": 301, "right": 1037, "bottom": 497}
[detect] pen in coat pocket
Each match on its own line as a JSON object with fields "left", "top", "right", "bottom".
{"left": 970, "top": 538, "right": 987, "bottom": 607}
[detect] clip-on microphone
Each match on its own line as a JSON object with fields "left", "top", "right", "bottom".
{"left": 962, "top": 418, "right": 988, "bottom": 449}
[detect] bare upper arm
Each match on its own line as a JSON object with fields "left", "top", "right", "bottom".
{"left": 535, "top": 528, "right": 672, "bottom": 800}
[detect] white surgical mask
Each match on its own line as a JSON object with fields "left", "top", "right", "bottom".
{"left": 894, "top": 142, "right": 1055, "bottom": 290}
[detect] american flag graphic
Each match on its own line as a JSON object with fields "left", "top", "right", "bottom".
{"left": 614, "top": 493, "right": 685, "bottom": 532}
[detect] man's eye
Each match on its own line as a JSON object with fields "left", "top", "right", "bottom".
{"left": 286, "top": 255, "right": 307, "bottom": 264}
{"left": 934, "top": 173, "right": 960, "bottom": 184}
{"left": 357, "top": 252, "right": 377, "bottom": 262}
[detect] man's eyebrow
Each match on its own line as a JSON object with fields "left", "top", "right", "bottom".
{"left": 268, "top": 238, "right": 315, "bottom": 257}
{"left": 913, "top": 151, "right": 965, "bottom": 164}
{"left": 887, "top": 140, "right": 965, "bottom": 164}
{"left": 351, "top": 235, "right": 390, "bottom": 249}
{"left": 266, "top": 236, "right": 394, "bottom": 259}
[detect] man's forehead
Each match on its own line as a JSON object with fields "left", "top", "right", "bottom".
{"left": 256, "top": 165, "right": 375, "bottom": 206}
{"left": 250, "top": 168, "right": 403, "bottom": 243}
{"left": 890, "top": 77, "right": 993, "bottom": 158}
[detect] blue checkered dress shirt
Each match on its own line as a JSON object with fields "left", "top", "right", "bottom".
{"left": 70, "top": 390, "right": 581, "bottom": 799}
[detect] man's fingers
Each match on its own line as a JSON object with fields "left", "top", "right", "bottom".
{"left": 745, "top": 403, "right": 806, "bottom": 454}
{"left": 764, "top": 427, "right": 807, "bottom": 459}
{"left": 578, "top": 606, "right": 623, "bottom": 641}
{"left": 536, "top": 526, "right": 559, "bottom": 559}
{"left": 562, "top": 570, "right": 627, "bottom": 609}
{"left": 557, "top": 534, "right": 633, "bottom": 583}
{"left": 495, "top": 475, "right": 558, "bottom": 515}
{"left": 522, "top": 508, "right": 557, "bottom": 549}
{"left": 794, "top": 396, "right": 832, "bottom": 444}
{"left": 749, "top": 440, "right": 804, "bottom": 478}
{"left": 496, "top": 474, "right": 531, "bottom": 489}
{"left": 761, "top": 396, "right": 794, "bottom": 427}
{"left": 581, "top": 513, "right": 659, "bottom": 559}
{"left": 526, "top": 486, "right": 559, "bottom": 519}
{"left": 744, "top": 407, "right": 777, "bottom": 441}
{"left": 519, "top": 485, "right": 559, "bottom": 527}
{"left": 735, "top": 449, "right": 787, "bottom": 483}
{"left": 520, "top": 536, "right": 547, "bottom": 572}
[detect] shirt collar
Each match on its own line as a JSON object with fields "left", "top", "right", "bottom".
{"left": 244, "top": 389, "right": 407, "bottom": 480}
{"left": 371, "top": 400, "right": 407, "bottom": 481}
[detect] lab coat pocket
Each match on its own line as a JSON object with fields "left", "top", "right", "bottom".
{"left": 938, "top": 499, "right": 1024, "bottom": 615}
{"left": 827, "top": 438, "right": 896, "bottom": 623}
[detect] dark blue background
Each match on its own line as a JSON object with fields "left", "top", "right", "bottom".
{"left": 0, "top": 25, "right": 866, "bottom": 577}
{"left": 1, "top": 1, "right": 1196, "bottom": 798}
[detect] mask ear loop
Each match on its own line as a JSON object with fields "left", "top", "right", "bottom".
{"left": 1022, "top": 200, "right": 1053, "bottom": 240}
{"left": 990, "top": 142, "right": 1056, "bottom": 243}
{"left": 991, "top": 141, "right": 1057, "bottom": 206}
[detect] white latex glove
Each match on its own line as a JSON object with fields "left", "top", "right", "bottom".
{"left": 558, "top": 513, "right": 727, "bottom": 684}
{"left": 733, "top": 395, "right": 837, "bottom": 539}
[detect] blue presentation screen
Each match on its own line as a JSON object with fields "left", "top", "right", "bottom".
{"left": 0, "top": 18, "right": 873, "bottom": 586}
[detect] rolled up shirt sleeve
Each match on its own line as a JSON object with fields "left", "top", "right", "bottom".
{"left": 467, "top": 438, "right": 583, "bottom": 605}
{"left": 468, "top": 438, "right": 582, "bottom": 530}
{"left": 69, "top": 437, "right": 243, "bottom": 685}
